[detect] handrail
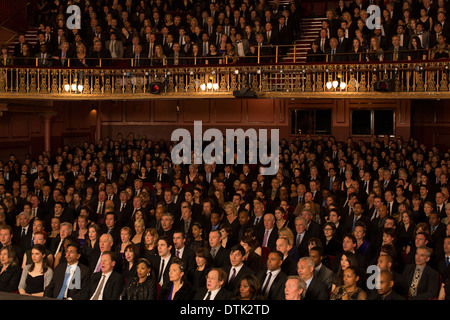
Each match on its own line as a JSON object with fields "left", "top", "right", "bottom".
{"left": 3, "top": 46, "right": 449, "bottom": 68}
{"left": 0, "top": 1, "right": 31, "bottom": 29}
{"left": 1, "top": 60, "right": 449, "bottom": 97}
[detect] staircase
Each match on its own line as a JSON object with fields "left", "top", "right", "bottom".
{"left": 7, "top": 27, "right": 39, "bottom": 54}
{"left": 283, "top": 17, "right": 326, "bottom": 64}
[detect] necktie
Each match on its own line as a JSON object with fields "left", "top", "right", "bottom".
{"left": 408, "top": 268, "right": 421, "bottom": 298}
{"left": 296, "top": 233, "right": 302, "bottom": 246}
{"left": 352, "top": 216, "right": 357, "bottom": 231}
{"left": 176, "top": 250, "right": 180, "bottom": 258}
{"left": 95, "top": 254, "right": 102, "bottom": 273}
{"left": 387, "top": 203, "right": 391, "bottom": 215}
{"left": 263, "top": 229, "right": 269, "bottom": 247}
{"left": 21, "top": 228, "right": 26, "bottom": 237}
{"left": 91, "top": 275, "right": 106, "bottom": 300}
{"left": 446, "top": 256, "right": 449, "bottom": 267}
{"left": 57, "top": 267, "right": 72, "bottom": 299}
{"left": 205, "top": 291, "right": 212, "bottom": 300}
{"left": 211, "top": 248, "right": 217, "bottom": 258}
{"left": 120, "top": 203, "right": 125, "bottom": 212}
{"left": 158, "top": 259, "right": 165, "bottom": 283}
{"left": 254, "top": 217, "right": 260, "bottom": 225}
{"left": 229, "top": 267, "right": 236, "bottom": 284}
{"left": 262, "top": 272, "right": 272, "bottom": 297}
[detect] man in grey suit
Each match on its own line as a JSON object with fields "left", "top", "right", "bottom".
{"left": 233, "top": 33, "right": 250, "bottom": 58}
{"left": 105, "top": 32, "right": 124, "bottom": 59}
{"left": 309, "top": 246, "right": 334, "bottom": 289}
{"left": 411, "top": 21, "right": 431, "bottom": 49}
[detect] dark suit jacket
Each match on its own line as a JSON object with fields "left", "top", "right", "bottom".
{"left": 304, "top": 276, "right": 330, "bottom": 300}
{"left": 211, "top": 246, "right": 230, "bottom": 268}
{"left": 385, "top": 45, "right": 409, "bottom": 61}
{"left": 400, "top": 264, "right": 440, "bottom": 300}
{"left": 257, "top": 227, "right": 278, "bottom": 252}
{"left": 281, "top": 256, "right": 298, "bottom": 276}
{"left": 193, "top": 287, "right": 234, "bottom": 300}
{"left": 224, "top": 264, "right": 254, "bottom": 294}
{"left": 73, "top": 270, "right": 124, "bottom": 300}
{"left": 256, "top": 268, "right": 288, "bottom": 300}
{"left": 325, "top": 47, "right": 346, "bottom": 62}
{"left": 154, "top": 256, "right": 174, "bottom": 286}
{"left": 44, "top": 262, "right": 90, "bottom": 299}
{"left": 177, "top": 246, "right": 196, "bottom": 278}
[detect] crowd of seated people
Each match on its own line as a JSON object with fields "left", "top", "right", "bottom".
{"left": 307, "top": 0, "right": 450, "bottom": 62}
{"left": 2, "top": 0, "right": 304, "bottom": 67}
{"left": 0, "top": 131, "right": 449, "bottom": 300}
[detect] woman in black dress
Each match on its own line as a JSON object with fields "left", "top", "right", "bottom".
{"left": 408, "top": 36, "right": 427, "bottom": 60}
{"left": 206, "top": 44, "right": 222, "bottom": 65}
{"left": 158, "top": 257, "right": 194, "bottom": 300}
{"left": 347, "top": 38, "right": 364, "bottom": 62}
{"left": 18, "top": 244, "right": 53, "bottom": 297}
{"left": 122, "top": 258, "right": 157, "bottom": 300}
{"left": 188, "top": 247, "right": 212, "bottom": 292}
{"left": 306, "top": 40, "right": 325, "bottom": 63}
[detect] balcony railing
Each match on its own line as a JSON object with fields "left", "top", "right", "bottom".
{"left": 1, "top": 55, "right": 450, "bottom": 99}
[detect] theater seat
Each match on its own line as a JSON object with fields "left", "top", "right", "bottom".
{"left": 261, "top": 246, "right": 271, "bottom": 264}
{"left": 328, "top": 255, "right": 335, "bottom": 268}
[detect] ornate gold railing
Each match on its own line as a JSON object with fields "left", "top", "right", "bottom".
{"left": 1, "top": 60, "right": 450, "bottom": 99}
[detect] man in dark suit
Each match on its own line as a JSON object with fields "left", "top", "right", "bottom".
{"left": 115, "top": 191, "right": 133, "bottom": 228}
{"left": 224, "top": 245, "right": 255, "bottom": 294}
{"left": 154, "top": 236, "right": 174, "bottom": 287}
{"left": 13, "top": 34, "right": 29, "bottom": 57}
{"left": 89, "top": 233, "right": 123, "bottom": 275}
{"left": 385, "top": 35, "right": 409, "bottom": 61}
{"left": 100, "top": 213, "right": 121, "bottom": 249}
{"left": 336, "top": 28, "right": 352, "bottom": 52}
{"left": 325, "top": 37, "right": 346, "bottom": 62}
{"left": 257, "top": 251, "right": 288, "bottom": 300}
{"left": 73, "top": 251, "right": 124, "bottom": 300}
{"left": 209, "top": 229, "right": 230, "bottom": 268}
{"left": 277, "top": 237, "right": 299, "bottom": 275}
{"left": 172, "top": 231, "right": 195, "bottom": 278}
{"left": 400, "top": 246, "right": 440, "bottom": 300}
{"left": 429, "top": 212, "right": 447, "bottom": 245}
{"left": 309, "top": 246, "right": 335, "bottom": 289}
{"left": 131, "top": 44, "right": 149, "bottom": 67}
{"left": 294, "top": 216, "right": 311, "bottom": 258}
{"left": 297, "top": 256, "right": 329, "bottom": 300}
{"left": 14, "top": 212, "right": 33, "bottom": 253}
{"left": 44, "top": 243, "right": 90, "bottom": 299}
{"left": 51, "top": 41, "right": 72, "bottom": 67}
{"left": 151, "top": 165, "right": 170, "bottom": 184}
{"left": 251, "top": 200, "right": 266, "bottom": 235}
{"left": 368, "top": 270, "right": 406, "bottom": 300}
{"left": 87, "top": 39, "right": 111, "bottom": 67}
{"left": 257, "top": 213, "right": 278, "bottom": 252}
{"left": 255, "top": 33, "right": 272, "bottom": 63}
{"left": 194, "top": 268, "right": 234, "bottom": 300}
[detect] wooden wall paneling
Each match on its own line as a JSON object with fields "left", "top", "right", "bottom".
{"left": 100, "top": 100, "right": 123, "bottom": 122}
{"left": 0, "top": 113, "right": 10, "bottom": 138}
{"left": 213, "top": 99, "right": 242, "bottom": 123}
{"left": 126, "top": 101, "right": 151, "bottom": 122}
{"left": 246, "top": 99, "right": 275, "bottom": 123}
{"left": 153, "top": 100, "right": 179, "bottom": 122}
{"left": 182, "top": 99, "right": 210, "bottom": 123}
{"left": 11, "top": 113, "right": 29, "bottom": 138}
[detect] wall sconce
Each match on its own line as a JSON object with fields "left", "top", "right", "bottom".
{"left": 64, "top": 78, "right": 83, "bottom": 93}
